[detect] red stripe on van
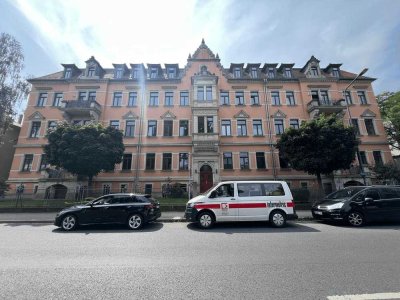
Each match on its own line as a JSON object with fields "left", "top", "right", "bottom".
{"left": 229, "top": 203, "right": 267, "bottom": 209}
{"left": 287, "top": 202, "right": 294, "bottom": 207}
{"left": 194, "top": 204, "right": 221, "bottom": 210}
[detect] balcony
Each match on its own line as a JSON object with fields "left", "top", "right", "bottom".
{"left": 192, "top": 133, "right": 219, "bottom": 152}
{"left": 59, "top": 100, "right": 102, "bottom": 121}
{"left": 307, "top": 99, "right": 345, "bottom": 118}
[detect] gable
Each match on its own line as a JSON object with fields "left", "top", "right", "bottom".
{"left": 234, "top": 110, "right": 250, "bottom": 119}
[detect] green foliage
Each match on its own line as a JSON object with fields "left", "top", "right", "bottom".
{"left": 291, "top": 188, "right": 310, "bottom": 202}
{"left": 276, "top": 115, "right": 358, "bottom": 178}
{"left": 44, "top": 123, "right": 125, "bottom": 180}
{"left": 0, "top": 33, "right": 30, "bottom": 140}
{"left": 373, "top": 162, "right": 400, "bottom": 184}
{"left": 377, "top": 91, "right": 400, "bottom": 150}
{"left": 0, "top": 179, "right": 9, "bottom": 196}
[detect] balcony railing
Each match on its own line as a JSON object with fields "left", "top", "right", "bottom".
{"left": 59, "top": 100, "right": 102, "bottom": 120}
{"left": 307, "top": 98, "right": 345, "bottom": 117}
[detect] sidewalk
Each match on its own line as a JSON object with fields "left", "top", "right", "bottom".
{"left": 0, "top": 210, "right": 313, "bottom": 224}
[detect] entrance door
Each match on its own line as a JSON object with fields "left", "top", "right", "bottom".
{"left": 200, "top": 165, "right": 213, "bottom": 193}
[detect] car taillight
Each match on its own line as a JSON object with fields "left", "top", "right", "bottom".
{"left": 287, "top": 201, "right": 295, "bottom": 208}
{"left": 145, "top": 204, "right": 154, "bottom": 209}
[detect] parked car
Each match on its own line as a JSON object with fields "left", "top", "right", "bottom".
{"left": 311, "top": 186, "right": 400, "bottom": 226}
{"left": 185, "top": 181, "right": 297, "bottom": 229}
{"left": 54, "top": 194, "right": 161, "bottom": 231}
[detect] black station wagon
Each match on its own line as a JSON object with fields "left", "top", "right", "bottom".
{"left": 54, "top": 194, "right": 161, "bottom": 231}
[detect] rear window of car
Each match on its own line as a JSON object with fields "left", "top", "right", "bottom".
{"left": 379, "top": 188, "right": 400, "bottom": 199}
{"left": 326, "top": 187, "right": 365, "bottom": 199}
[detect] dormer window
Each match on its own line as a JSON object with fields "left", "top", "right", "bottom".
{"left": 310, "top": 67, "right": 318, "bottom": 76}
{"left": 87, "top": 67, "right": 95, "bottom": 77}
{"left": 150, "top": 67, "right": 158, "bottom": 79}
{"left": 268, "top": 68, "right": 275, "bottom": 78}
{"left": 234, "top": 67, "right": 241, "bottom": 78}
{"left": 284, "top": 68, "right": 292, "bottom": 78}
{"left": 167, "top": 67, "right": 176, "bottom": 79}
{"left": 132, "top": 68, "right": 139, "bottom": 79}
{"left": 251, "top": 67, "right": 258, "bottom": 78}
{"left": 332, "top": 67, "right": 340, "bottom": 77}
{"left": 64, "top": 68, "right": 72, "bottom": 79}
{"left": 115, "top": 68, "right": 123, "bottom": 79}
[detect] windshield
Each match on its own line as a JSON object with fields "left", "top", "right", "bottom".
{"left": 325, "top": 187, "right": 365, "bottom": 200}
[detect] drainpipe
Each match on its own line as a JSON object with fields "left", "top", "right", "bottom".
{"left": 263, "top": 78, "right": 277, "bottom": 179}
{"left": 134, "top": 76, "right": 146, "bottom": 193}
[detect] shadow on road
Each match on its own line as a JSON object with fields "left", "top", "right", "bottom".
{"left": 51, "top": 222, "right": 164, "bottom": 234}
{"left": 4, "top": 222, "right": 51, "bottom": 227}
{"left": 317, "top": 220, "right": 400, "bottom": 230}
{"left": 186, "top": 221, "right": 320, "bottom": 234}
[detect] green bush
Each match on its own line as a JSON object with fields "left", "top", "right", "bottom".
{"left": 291, "top": 188, "right": 310, "bottom": 203}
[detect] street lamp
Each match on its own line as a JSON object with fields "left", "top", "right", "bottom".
{"left": 343, "top": 68, "right": 368, "bottom": 185}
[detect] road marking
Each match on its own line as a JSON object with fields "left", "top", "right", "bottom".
{"left": 327, "top": 292, "right": 400, "bottom": 300}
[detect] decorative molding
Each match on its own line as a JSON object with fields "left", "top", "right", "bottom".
{"left": 360, "top": 109, "right": 377, "bottom": 118}
{"left": 271, "top": 109, "right": 287, "bottom": 119}
{"left": 307, "top": 84, "right": 331, "bottom": 88}
{"left": 28, "top": 111, "right": 46, "bottom": 120}
{"left": 267, "top": 85, "right": 283, "bottom": 89}
{"left": 234, "top": 110, "right": 250, "bottom": 119}
{"left": 353, "top": 85, "right": 368, "bottom": 89}
{"left": 125, "top": 86, "right": 140, "bottom": 90}
{"left": 75, "top": 86, "right": 101, "bottom": 90}
{"left": 122, "top": 111, "right": 139, "bottom": 120}
{"left": 160, "top": 110, "right": 177, "bottom": 119}
{"left": 232, "top": 86, "right": 248, "bottom": 90}
{"left": 162, "top": 86, "right": 178, "bottom": 90}
{"left": 35, "top": 87, "right": 53, "bottom": 91}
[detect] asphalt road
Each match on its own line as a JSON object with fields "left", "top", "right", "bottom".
{"left": 1, "top": 221, "right": 400, "bottom": 300}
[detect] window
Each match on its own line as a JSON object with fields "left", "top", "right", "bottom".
{"left": 110, "top": 120, "right": 119, "bottom": 129}
{"left": 115, "top": 68, "right": 123, "bottom": 79}
{"left": 221, "top": 120, "right": 231, "bottom": 136}
{"left": 179, "top": 120, "right": 188, "bottom": 136}
{"left": 274, "top": 119, "right": 284, "bottom": 135}
{"left": 240, "top": 152, "right": 249, "bottom": 169}
{"left": 215, "top": 183, "right": 235, "bottom": 197}
{"left": 237, "top": 119, "right": 247, "bottom": 136}
{"left": 180, "top": 91, "right": 189, "bottom": 106}
{"left": 167, "top": 67, "right": 175, "bottom": 79}
{"left": 289, "top": 119, "right": 299, "bottom": 129}
{"left": 284, "top": 68, "right": 292, "bottom": 78}
{"left": 235, "top": 91, "right": 244, "bottom": 105}
{"left": 279, "top": 153, "right": 291, "bottom": 169}
{"left": 351, "top": 119, "right": 360, "bottom": 135}
{"left": 364, "top": 119, "right": 376, "bottom": 135}
{"left": 120, "top": 184, "right": 128, "bottom": 193}
{"left": 358, "top": 91, "right": 368, "bottom": 104}
{"left": 320, "top": 90, "right": 329, "bottom": 104}
{"left": 206, "top": 86, "right": 212, "bottom": 100}
{"left": 78, "top": 91, "right": 87, "bottom": 101}
{"left": 301, "top": 182, "right": 308, "bottom": 189}
{"left": 373, "top": 151, "right": 383, "bottom": 165}
{"left": 87, "top": 67, "right": 95, "bottom": 77}
{"left": 271, "top": 91, "right": 280, "bottom": 105}
{"left": 132, "top": 68, "right": 140, "bottom": 79}
{"left": 48, "top": 121, "right": 57, "bottom": 131}
{"left": 148, "top": 120, "right": 157, "bottom": 136}
{"left": 234, "top": 67, "right": 241, "bottom": 78}
{"left": 30, "top": 121, "right": 41, "bottom": 138}
{"left": 256, "top": 152, "right": 266, "bottom": 169}
{"left": 146, "top": 153, "right": 155, "bottom": 170}
{"left": 250, "top": 91, "right": 259, "bottom": 105}
{"left": 332, "top": 68, "right": 340, "bottom": 77}
{"left": 198, "top": 116, "right": 205, "bottom": 133}
{"left": 88, "top": 91, "right": 96, "bottom": 101}
{"left": 165, "top": 91, "right": 174, "bottom": 106}
{"left": 253, "top": 119, "right": 263, "bottom": 136}
{"left": 197, "top": 86, "right": 204, "bottom": 101}
{"left": 64, "top": 68, "right": 72, "bottom": 78}
{"left": 150, "top": 67, "right": 158, "bottom": 79}
{"left": 251, "top": 67, "right": 258, "bottom": 78}
{"left": 162, "top": 153, "right": 172, "bottom": 170}
{"left": 149, "top": 92, "right": 159, "bottom": 106}
{"left": 311, "top": 90, "right": 319, "bottom": 101}
{"left": 359, "top": 151, "right": 368, "bottom": 165}
{"left": 125, "top": 120, "right": 135, "bottom": 137}
{"left": 22, "top": 154, "right": 33, "bottom": 171}
{"left": 286, "top": 91, "right": 295, "bottom": 105}
{"left": 112, "top": 92, "right": 122, "bottom": 106}
{"left": 122, "top": 154, "right": 132, "bottom": 170}
{"left": 53, "top": 93, "right": 63, "bottom": 107}
{"left": 39, "top": 154, "right": 48, "bottom": 171}
{"left": 344, "top": 91, "right": 352, "bottom": 105}
{"left": 179, "top": 153, "right": 188, "bottom": 170}
{"left": 144, "top": 184, "right": 152, "bottom": 195}
{"left": 102, "top": 184, "right": 111, "bottom": 195}
{"left": 164, "top": 120, "right": 173, "bottom": 136}
{"left": 310, "top": 66, "right": 318, "bottom": 76}
{"left": 223, "top": 152, "right": 233, "bottom": 169}
{"left": 268, "top": 68, "right": 275, "bottom": 78}
{"left": 263, "top": 183, "right": 285, "bottom": 196}
{"left": 220, "top": 91, "right": 229, "bottom": 105}
{"left": 238, "top": 183, "right": 263, "bottom": 197}
{"left": 207, "top": 116, "right": 214, "bottom": 133}
{"left": 128, "top": 92, "right": 137, "bottom": 106}
{"left": 37, "top": 93, "right": 47, "bottom": 107}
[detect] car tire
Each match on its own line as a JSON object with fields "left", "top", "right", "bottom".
{"left": 270, "top": 210, "right": 287, "bottom": 228}
{"left": 127, "top": 214, "right": 144, "bottom": 230}
{"left": 61, "top": 214, "right": 77, "bottom": 231}
{"left": 347, "top": 211, "right": 364, "bottom": 227}
{"left": 197, "top": 211, "right": 214, "bottom": 229}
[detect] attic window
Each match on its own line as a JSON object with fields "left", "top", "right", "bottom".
{"left": 64, "top": 68, "right": 72, "bottom": 79}
{"left": 132, "top": 68, "right": 140, "bottom": 79}
{"left": 332, "top": 68, "right": 340, "bottom": 77}
{"left": 150, "top": 67, "right": 158, "bottom": 79}
{"left": 115, "top": 68, "right": 123, "bottom": 79}
{"left": 87, "top": 67, "right": 95, "bottom": 77}
{"left": 268, "top": 68, "right": 275, "bottom": 78}
{"left": 234, "top": 67, "right": 241, "bottom": 78}
{"left": 251, "top": 67, "right": 258, "bottom": 78}
{"left": 284, "top": 68, "right": 292, "bottom": 78}
{"left": 310, "top": 67, "right": 318, "bottom": 76}
{"left": 168, "top": 67, "right": 176, "bottom": 79}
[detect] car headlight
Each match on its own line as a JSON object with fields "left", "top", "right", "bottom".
{"left": 327, "top": 202, "right": 344, "bottom": 210}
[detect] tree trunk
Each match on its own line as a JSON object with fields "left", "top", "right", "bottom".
{"left": 316, "top": 172, "right": 324, "bottom": 200}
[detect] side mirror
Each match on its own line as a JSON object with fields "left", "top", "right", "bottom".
{"left": 210, "top": 191, "right": 217, "bottom": 198}
{"left": 364, "top": 197, "right": 374, "bottom": 203}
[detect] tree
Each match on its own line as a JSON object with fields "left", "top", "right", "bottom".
{"left": 44, "top": 123, "right": 125, "bottom": 192}
{"left": 373, "top": 162, "right": 400, "bottom": 184}
{"left": 0, "top": 33, "right": 30, "bottom": 142}
{"left": 276, "top": 115, "right": 358, "bottom": 191}
{"left": 377, "top": 91, "right": 400, "bottom": 151}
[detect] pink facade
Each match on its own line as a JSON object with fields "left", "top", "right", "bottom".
{"left": 7, "top": 41, "right": 391, "bottom": 198}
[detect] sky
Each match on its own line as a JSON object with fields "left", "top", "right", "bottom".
{"left": 1, "top": 0, "right": 399, "bottom": 105}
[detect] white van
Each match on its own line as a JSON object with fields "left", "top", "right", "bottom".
{"left": 185, "top": 181, "right": 297, "bottom": 229}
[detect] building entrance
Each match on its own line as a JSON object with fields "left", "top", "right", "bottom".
{"left": 200, "top": 165, "right": 213, "bottom": 193}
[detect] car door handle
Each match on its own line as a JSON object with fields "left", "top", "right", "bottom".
{"left": 231, "top": 198, "right": 236, "bottom": 200}
{"left": 103, "top": 207, "right": 110, "bottom": 209}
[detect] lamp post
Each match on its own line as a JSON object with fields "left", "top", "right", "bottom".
{"left": 343, "top": 68, "right": 368, "bottom": 185}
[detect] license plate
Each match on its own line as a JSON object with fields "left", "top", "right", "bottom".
{"left": 314, "top": 211, "right": 323, "bottom": 215}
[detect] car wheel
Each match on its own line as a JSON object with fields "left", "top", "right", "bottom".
{"left": 197, "top": 211, "right": 214, "bottom": 229}
{"left": 61, "top": 214, "right": 77, "bottom": 231}
{"left": 128, "top": 214, "right": 144, "bottom": 230}
{"left": 347, "top": 211, "right": 364, "bottom": 227}
{"left": 270, "top": 210, "right": 287, "bottom": 228}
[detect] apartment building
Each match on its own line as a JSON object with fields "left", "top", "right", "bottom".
{"left": 7, "top": 40, "right": 391, "bottom": 199}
